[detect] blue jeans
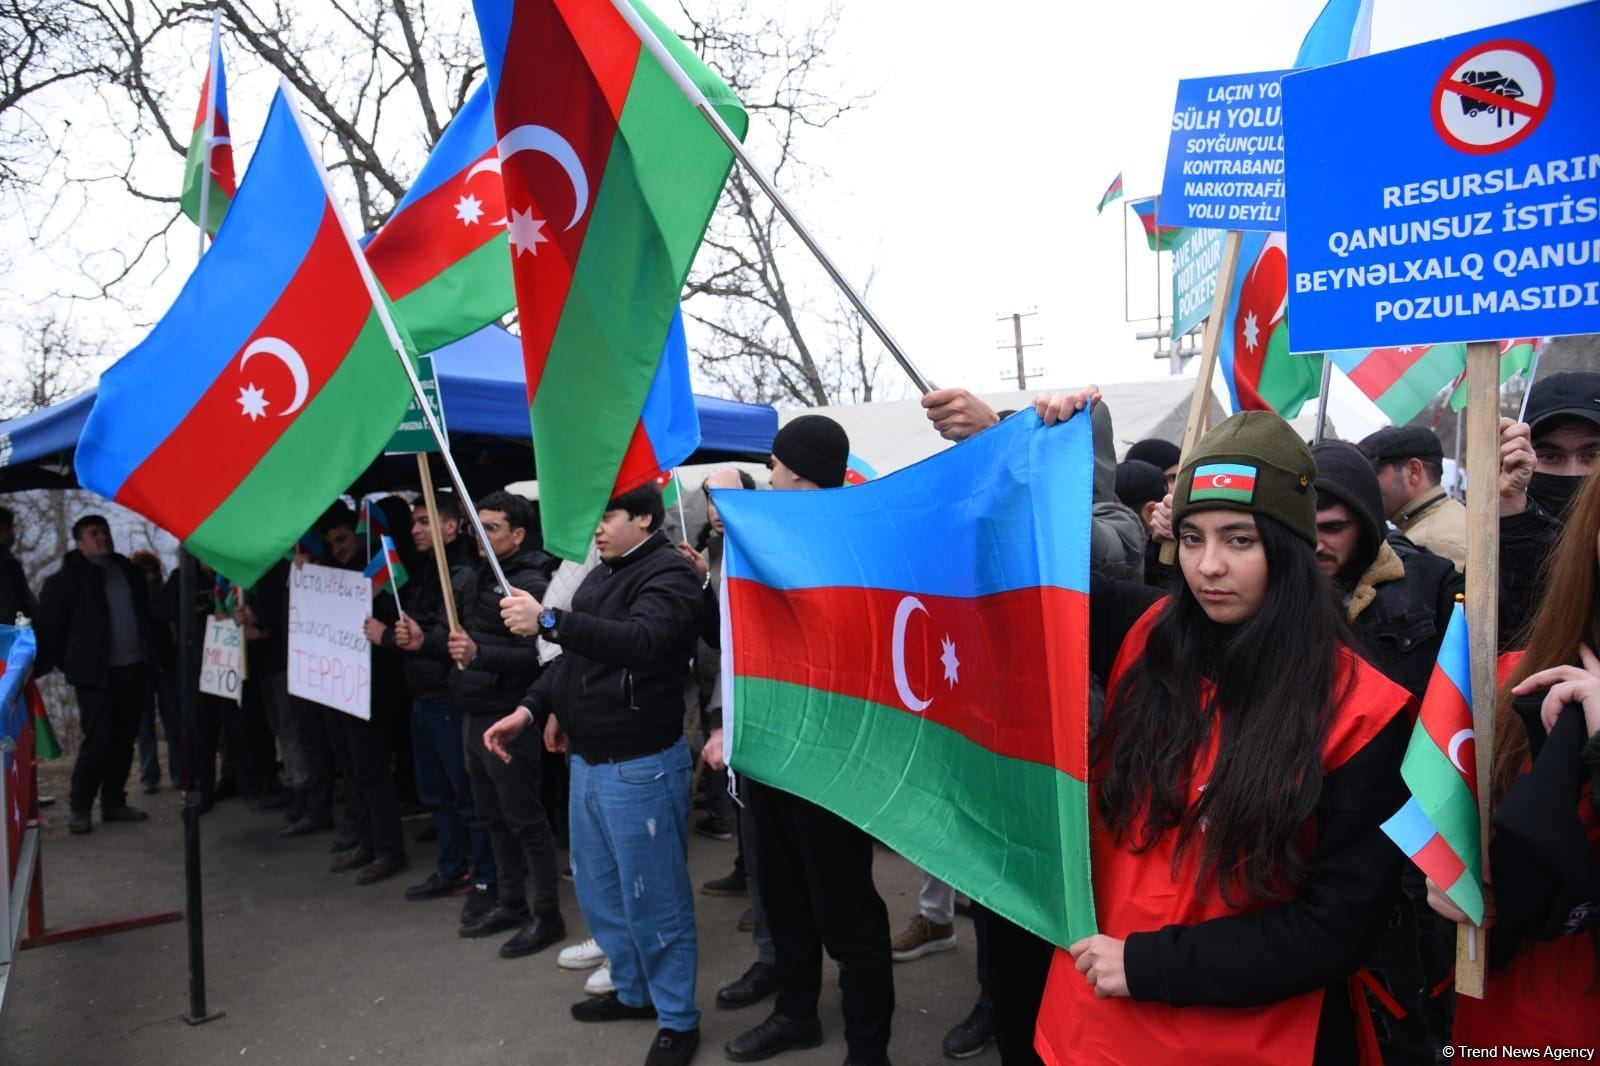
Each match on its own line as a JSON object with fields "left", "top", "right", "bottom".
{"left": 570, "top": 739, "right": 699, "bottom": 1032}
{"left": 412, "top": 699, "right": 494, "bottom": 884}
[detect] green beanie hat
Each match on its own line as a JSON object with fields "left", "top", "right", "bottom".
{"left": 1171, "top": 411, "right": 1316, "bottom": 545}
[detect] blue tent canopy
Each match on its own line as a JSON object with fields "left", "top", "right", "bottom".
{"left": 0, "top": 325, "right": 777, "bottom": 493}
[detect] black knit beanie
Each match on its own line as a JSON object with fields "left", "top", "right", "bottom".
{"left": 1311, "top": 440, "right": 1386, "bottom": 571}
{"left": 1171, "top": 411, "right": 1316, "bottom": 545}
{"left": 1115, "top": 460, "right": 1167, "bottom": 512}
{"left": 1127, "top": 438, "right": 1182, "bottom": 471}
{"left": 772, "top": 415, "right": 849, "bottom": 489}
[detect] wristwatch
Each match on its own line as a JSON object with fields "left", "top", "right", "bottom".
{"left": 538, "top": 607, "right": 560, "bottom": 641}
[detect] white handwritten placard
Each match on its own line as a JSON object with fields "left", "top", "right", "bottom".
{"left": 287, "top": 563, "right": 372, "bottom": 720}
{"left": 199, "top": 616, "right": 245, "bottom": 704}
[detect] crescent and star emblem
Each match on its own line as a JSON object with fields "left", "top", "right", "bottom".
{"left": 236, "top": 337, "right": 310, "bottom": 422}
{"left": 890, "top": 595, "right": 960, "bottom": 714}
{"left": 1446, "top": 728, "right": 1475, "bottom": 775}
{"left": 1212, "top": 474, "right": 1233, "bottom": 487}
{"left": 454, "top": 125, "right": 590, "bottom": 259}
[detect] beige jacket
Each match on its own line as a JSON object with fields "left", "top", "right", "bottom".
{"left": 1392, "top": 485, "right": 1466, "bottom": 572}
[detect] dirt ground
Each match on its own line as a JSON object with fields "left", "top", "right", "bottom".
{"left": 2, "top": 763, "right": 987, "bottom": 1066}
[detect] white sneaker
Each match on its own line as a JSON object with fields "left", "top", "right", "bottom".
{"left": 584, "top": 963, "right": 614, "bottom": 996}
{"left": 558, "top": 937, "right": 607, "bottom": 971}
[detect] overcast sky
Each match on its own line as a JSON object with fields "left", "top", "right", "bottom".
{"left": 0, "top": 0, "right": 1575, "bottom": 443}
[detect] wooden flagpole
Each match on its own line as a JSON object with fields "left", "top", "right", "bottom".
{"left": 1158, "top": 230, "right": 1244, "bottom": 565}
{"left": 1454, "top": 338, "right": 1502, "bottom": 1000}
{"left": 415, "top": 455, "right": 464, "bottom": 661}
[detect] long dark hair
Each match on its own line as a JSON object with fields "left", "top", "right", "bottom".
{"left": 1095, "top": 513, "right": 1353, "bottom": 904}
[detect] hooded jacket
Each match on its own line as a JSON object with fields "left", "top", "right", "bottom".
{"left": 447, "top": 543, "right": 558, "bottom": 717}
{"left": 521, "top": 530, "right": 701, "bottom": 762}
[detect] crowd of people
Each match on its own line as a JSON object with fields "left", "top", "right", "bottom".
{"left": 6, "top": 369, "right": 1598, "bottom": 1065}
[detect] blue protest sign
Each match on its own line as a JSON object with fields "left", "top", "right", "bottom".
{"left": 1158, "top": 70, "right": 1291, "bottom": 231}
{"left": 1283, "top": 2, "right": 1600, "bottom": 352}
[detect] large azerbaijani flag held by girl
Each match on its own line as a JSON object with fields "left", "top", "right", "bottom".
{"left": 715, "top": 412, "right": 1096, "bottom": 948}
{"left": 77, "top": 89, "right": 415, "bottom": 587}
{"left": 471, "top": 0, "right": 746, "bottom": 561}
{"left": 180, "top": 13, "right": 236, "bottom": 237}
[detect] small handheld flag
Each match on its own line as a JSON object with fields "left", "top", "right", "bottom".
{"left": 1380, "top": 600, "right": 1484, "bottom": 924}
{"left": 356, "top": 497, "right": 391, "bottom": 537}
{"left": 212, "top": 574, "right": 239, "bottom": 616}
{"left": 365, "top": 534, "right": 410, "bottom": 597}
{"left": 1448, "top": 339, "right": 1540, "bottom": 413}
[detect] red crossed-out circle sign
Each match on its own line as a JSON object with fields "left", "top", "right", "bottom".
{"left": 1432, "top": 38, "right": 1554, "bottom": 155}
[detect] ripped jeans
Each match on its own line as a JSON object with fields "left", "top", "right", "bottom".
{"left": 569, "top": 739, "right": 699, "bottom": 1032}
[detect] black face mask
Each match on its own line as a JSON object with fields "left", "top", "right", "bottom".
{"left": 1527, "top": 471, "right": 1584, "bottom": 518}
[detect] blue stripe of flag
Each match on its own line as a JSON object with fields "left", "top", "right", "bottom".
{"left": 1380, "top": 795, "right": 1438, "bottom": 858}
{"left": 385, "top": 83, "right": 494, "bottom": 217}
{"left": 1193, "top": 462, "right": 1257, "bottom": 478}
{"left": 1434, "top": 602, "right": 1471, "bottom": 708}
{"left": 716, "top": 410, "right": 1092, "bottom": 598}
{"left": 77, "top": 91, "right": 329, "bottom": 498}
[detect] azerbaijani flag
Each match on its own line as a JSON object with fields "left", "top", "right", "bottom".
{"left": 472, "top": 0, "right": 746, "bottom": 562}
{"left": 609, "top": 308, "right": 701, "bottom": 497}
{"left": 717, "top": 411, "right": 1096, "bottom": 947}
{"left": 212, "top": 574, "right": 239, "bottom": 616}
{"left": 180, "top": 13, "right": 236, "bottom": 237}
{"left": 1, "top": 625, "right": 45, "bottom": 876}
{"left": 77, "top": 89, "right": 416, "bottom": 588}
{"left": 1128, "top": 197, "right": 1186, "bottom": 252}
{"left": 1329, "top": 344, "right": 1467, "bottom": 426}
{"left": 1219, "top": 0, "right": 1372, "bottom": 418}
{"left": 844, "top": 453, "right": 878, "bottom": 485}
{"left": 1448, "top": 338, "right": 1540, "bottom": 412}
{"left": 355, "top": 496, "right": 391, "bottom": 537}
{"left": 652, "top": 469, "right": 680, "bottom": 509}
{"left": 364, "top": 534, "right": 409, "bottom": 593}
{"left": 1188, "top": 462, "right": 1258, "bottom": 504}
{"left": 1381, "top": 600, "right": 1483, "bottom": 924}
{"left": 1096, "top": 172, "right": 1123, "bottom": 214}
{"left": 365, "top": 82, "right": 516, "bottom": 355}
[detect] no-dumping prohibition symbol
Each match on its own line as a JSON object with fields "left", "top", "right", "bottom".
{"left": 1432, "top": 38, "right": 1552, "bottom": 155}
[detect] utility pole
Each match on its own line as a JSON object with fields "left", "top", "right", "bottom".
{"left": 996, "top": 311, "right": 1042, "bottom": 389}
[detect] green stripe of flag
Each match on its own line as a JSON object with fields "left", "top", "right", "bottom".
{"left": 732, "top": 677, "right": 1095, "bottom": 947}
{"left": 391, "top": 234, "right": 515, "bottom": 354}
{"left": 187, "top": 312, "right": 413, "bottom": 585}
{"left": 1399, "top": 733, "right": 1481, "bottom": 880}
{"left": 1372, "top": 344, "right": 1466, "bottom": 425}
{"left": 181, "top": 126, "right": 230, "bottom": 237}
{"left": 1190, "top": 486, "right": 1254, "bottom": 504}
{"left": 1449, "top": 341, "right": 1536, "bottom": 412}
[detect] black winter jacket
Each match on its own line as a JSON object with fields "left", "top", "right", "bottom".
{"left": 384, "top": 536, "right": 477, "bottom": 702}
{"left": 0, "top": 547, "right": 36, "bottom": 628}
{"left": 447, "top": 545, "right": 557, "bottom": 717}
{"left": 35, "top": 550, "right": 155, "bottom": 687}
{"left": 1499, "top": 498, "right": 1561, "bottom": 647}
{"left": 1347, "top": 535, "right": 1465, "bottom": 701}
{"left": 522, "top": 531, "right": 701, "bottom": 762}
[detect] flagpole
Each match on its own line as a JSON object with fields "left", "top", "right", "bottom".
{"left": 277, "top": 79, "right": 512, "bottom": 595}
{"left": 178, "top": 7, "right": 225, "bottom": 1028}
{"left": 386, "top": 548, "right": 407, "bottom": 624}
{"left": 1311, "top": 357, "right": 1334, "bottom": 445}
{"left": 673, "top": 471, "right": 689, "bottom": 541}
{"left": 606, "top": 0, "right": 932, "bottom": 396}
{"left": 1515, "top": 339, "right": 1546, "bottom": 423}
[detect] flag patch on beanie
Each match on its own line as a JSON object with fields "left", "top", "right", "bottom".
{"left": 1189, "top": 463, "right": 1258, "bottom": 504}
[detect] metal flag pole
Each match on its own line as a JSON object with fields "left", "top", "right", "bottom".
{"left": 1312, "top": 357, "right": 1334, "bottom": 445}
{"left": 607, "top": 0, "right": 932, "bottom": 396}
{"left": 279, "top": 79, "right": 512, "bottom": 595}
{"left": 179, "top": 9, "right": 226, "bottom": 1027}
{"left": 673, "top": 471, "right": 690, "bottom": 542}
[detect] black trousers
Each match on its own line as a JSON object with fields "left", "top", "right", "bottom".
{"left": 749, "top": 780, "right": 893, "bottom": 1064}
{"left": 981, "top": 909, "right": 1053, "bottom": 1066}
{"left": 69, "top": 664, "right": 152, "bottom": 814}
{"left": 222, "top": 675, "right": 279, "bottom": 799}
{"left": 292, "top": 693, "right": 336, "bottom": 826}
{"left": 463, "top": 711, "right": 559, "bottom": 915}
{"left": 337, "top": 700, "right": 403, "bottom": 860}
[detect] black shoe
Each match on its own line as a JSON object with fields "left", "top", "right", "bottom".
{"left": 570, "top": 991, "right": 656, "bottom": 1023}
{"left": 701, "top": 871, "right": 748, "bottom": 897}
{"left": 459, "top": 902, "right": 530, "bottom": 939}
{"left": 102, "top": 805, "right": 149, "bottom": 823}
{"left": 405, "top": 870, "right": 471, "bottom": 901}
{"left": 279, "top": 817, "right": 333, "bottom": 838}
{"left": 354, "top": 853, "right": 408, "bottom": 886}
{"left": 499, "top": 913, "right": 566, "bottom": 959}
{"left": 329, "top": 835, "right": 361, "bottom": 853}
{"left": 460, "top": 885, "right": 497, "bottom": 926}
{"left": 724, "top": 1014, "right": 824, "bottom": 1062}
{"left": 695, "top": 816, "right": 734, "bottom": 841}
{"left": 645, "top": 1027, "right": 700, "bottom": 1066}
{"left": 716, "top": 962, "right": 778, "bottom": 1010}
{"left": 941, "top": 999, "right": 994, "bottom": 1060}
{"left": 330, "top": 847, "right": 374, "bottom": 873}
{"left": 68, "top": 811, "right": 92, "bottom": 834}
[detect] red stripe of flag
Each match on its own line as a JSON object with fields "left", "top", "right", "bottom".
{"left": 1345, "top": 347, "right": 1431, "bottom": 398}
{"left": 1418, "top": 661, "right": 1475, "bottom": 793}
{"left": 117, "top": 206, "right": 372, "bottom": 538}
{"left": 496, "top": 0, "right": 639, "bottom": 397}
{"left": 1414, "top": 832, "right": 1467, "bottom": 888}
{"left": 1191, "top": 473, "right": 1256, "bottom": 493}
{"left": 366, "top": 146, "right": 503, "bottom": 301}
{"left": 728, "top": 580, "right": 1088, "bottom": 778}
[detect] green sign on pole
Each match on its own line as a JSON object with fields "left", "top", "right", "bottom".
{"left": 1171, "top": 228, "right": 1225, "bottom": 341}
{"left": 385, "top": 353, "right": 446, "bottom": 455}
